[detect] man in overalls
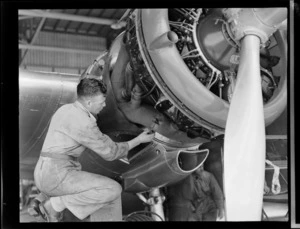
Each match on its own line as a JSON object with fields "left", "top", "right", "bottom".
{"left": 30, "top": 78, "right": 154, "bottom": 222}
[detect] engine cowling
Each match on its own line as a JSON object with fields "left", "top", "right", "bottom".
{"left": 87, "top": 8, "right": 287, "bottom": 143}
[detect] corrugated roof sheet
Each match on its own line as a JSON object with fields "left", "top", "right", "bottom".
{"left": 19, "top": 9, "right": 127, "bottom": 40}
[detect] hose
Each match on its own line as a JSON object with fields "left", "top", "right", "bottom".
{"left": 123, "top": 210, "right": 164, "bottom": 221}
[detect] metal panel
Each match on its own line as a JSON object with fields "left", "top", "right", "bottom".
{"left": 22, "top": 31, "right": 106, "bottom": 72}
{"left": 35, "top": 31, "right": 106, "bottom": 49}
{"left": 23, "top": 50, "right": 100, "bottom": 69}
{"left": 19, "top": 69, "right": 79, "bottom": 178}
{"left": 54, "top": 67, "right": 80, "bottom": 74}
{"left": 24, "top": 65, "right": 53, "bottom": 72}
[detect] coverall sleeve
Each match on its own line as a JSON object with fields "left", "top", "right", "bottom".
{"left": 63, "top": 116, "right": 129, "bottom": 161}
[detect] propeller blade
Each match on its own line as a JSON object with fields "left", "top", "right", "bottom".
{"left": 223, "top": 35, "right": 266, "bottom": 221}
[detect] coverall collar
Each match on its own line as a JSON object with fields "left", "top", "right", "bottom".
{"left": 74, "top": 100, "right": 97, "bottom": 122}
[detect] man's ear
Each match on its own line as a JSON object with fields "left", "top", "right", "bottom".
{"left": 83, "top": 97, "right": 91, "bottom": 107}
{"left": 86, "top": 99, "right": 92, "bottom": 106}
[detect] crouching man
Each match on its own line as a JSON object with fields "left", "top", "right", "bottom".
{"left": 30, "top": 78, "right": 154, "bottom": 222}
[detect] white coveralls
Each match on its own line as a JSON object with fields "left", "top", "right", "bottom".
{"left": 34, "top": 101, "right": 129, "bottom": 220}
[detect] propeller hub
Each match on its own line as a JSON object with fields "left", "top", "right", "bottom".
{"left": 196, "top": 9, "right": 238, "bottom": 71}
{"left": 223, "top": 8, "right": 287, "bottom": 45}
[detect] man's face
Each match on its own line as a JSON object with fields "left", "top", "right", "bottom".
{"left": 88, "top": 93, "right": 106, "bottom": 116}
{"left": 194, "top": 166, "right": 203, "bottom": 176}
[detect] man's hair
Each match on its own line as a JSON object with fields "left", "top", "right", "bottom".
{"left": 77, "top": 78, "right": 107, "bottom": 98}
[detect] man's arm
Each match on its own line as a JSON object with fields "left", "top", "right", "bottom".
{"left": 64, "top": 116, "right": 154, "bottom": 161}
{"left": 127, "top": 129, "right": 155, "bottom": 150}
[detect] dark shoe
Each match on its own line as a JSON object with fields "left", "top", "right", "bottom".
{"left": 39, "top": 200, "right": 63, "bottom": 222}
{"left": 27, "top": 193, "right": 48, "bottom": 221}
{"left": 28, "top": 198, "right": 46, "bottom": 221}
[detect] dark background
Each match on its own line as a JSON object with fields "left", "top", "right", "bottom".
{"left": 1, "top": 0, "right": 297, "bottom": 228}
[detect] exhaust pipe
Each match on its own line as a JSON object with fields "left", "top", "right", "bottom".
{"left": 122, "top": 142, "right": 209, "bottom": 193}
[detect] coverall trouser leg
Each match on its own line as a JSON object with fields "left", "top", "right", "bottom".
{"left": 34, "top": 157, "right": 122, "bottom": 220}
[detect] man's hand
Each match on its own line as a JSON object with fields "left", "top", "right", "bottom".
{"left": 127, "top": 128, "right": 155, "bottom": 150}
{"left": 137, "top": 128, "right": 155, "bottom": 144}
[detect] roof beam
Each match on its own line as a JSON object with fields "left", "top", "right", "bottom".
{"left": 20, "top": 16, "right": 48, "bottom": 66}
{"left": 19, "top": 16, "right": 34, "bottom": 20}
{"left": 19, "top": 43, "right": 103, "bottom": 55}
{"left": 265, "top": 135, "right": 287, "bottom": 140}
{"left": 18, "top": 10, "right": 117, "bottom": 25}
{"left": 76, "top": 9, "right": 93, "bottom": 33}
{"left": 63, "top": 9, "right": 79, "bottom": 32}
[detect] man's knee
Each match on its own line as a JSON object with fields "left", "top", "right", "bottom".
{"left": 95, "top": 179, "right": 122, "bottom": 202}
{"left": 109, "top": 181, "right": 122, "bottom": 199}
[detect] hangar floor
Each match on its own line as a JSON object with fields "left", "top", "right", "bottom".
{"left": 20, "top": 196, "right": 288, "bottom": 222}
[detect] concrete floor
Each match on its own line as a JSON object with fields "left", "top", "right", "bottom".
{"left": 20, "top": 205, "right": 85, "bottom": 222}
{"left": 20, "top": 204, "right": 288, "bottom": 222}
{"left": 20, "top": 206, "right": 44, "bottom": 223}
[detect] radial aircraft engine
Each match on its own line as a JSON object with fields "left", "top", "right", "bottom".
{"left": 19, "top": 8, "right": 287, "bottom": 221}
